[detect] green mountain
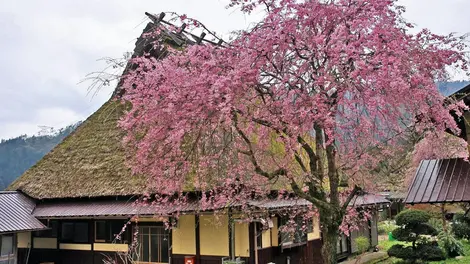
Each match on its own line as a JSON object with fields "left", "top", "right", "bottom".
{"left": 0, "top": 123, "right": 79, "bottom": 189}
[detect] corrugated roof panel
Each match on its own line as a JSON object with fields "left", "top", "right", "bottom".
{"left": 33, "top": 200, "right": 171, "bottom": 218}
{"left": 447, "top": 159, "right": 464, "bottom": 202}
{"left": 33, "top": 193, "right": 386, "bottom": 218}
{"left": 462, "top": 162, "right": 470, "bottom": 201}
{"left": 421, "top": 160, "right": 442, "bottom": 203}
{"left": 406, "top": 160, "right": 428, "bottom": 204}
{"left": 406, "top": 158, "right": 470, "bottom": 204}
{"left": 453, "top": 160, "right": 469, "bottom": 201}
{"left": 429, "top": 159, "right": 449, "bottom": 202}
{"left": 0, "top": 191, "right": 47, "bottom": 233}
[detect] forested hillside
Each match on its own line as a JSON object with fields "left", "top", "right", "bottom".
{"left": 0, "top": 123, "right": 78, "bottom": 189}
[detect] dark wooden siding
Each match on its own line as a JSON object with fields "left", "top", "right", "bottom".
{"left": 257, "top": 247, "right": 274, "bottom": 263}
{"left": 269, "top": 239, "right": 322, "bottom": 264}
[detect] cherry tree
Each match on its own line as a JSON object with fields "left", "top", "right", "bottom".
{"left": 119, "top": 0, "right": 468, "bottom": 262}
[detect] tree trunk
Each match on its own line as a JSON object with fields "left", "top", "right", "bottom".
{"left": 320, "top": 210, "right": 341, "bottom": 264}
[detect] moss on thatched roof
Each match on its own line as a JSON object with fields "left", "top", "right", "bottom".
{"left": 8, "top": 100, "right": 146, "bottom": 199}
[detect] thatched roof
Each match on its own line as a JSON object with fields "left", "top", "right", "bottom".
{"left": 8, "top": 13, "right": 223, "bottom": 200}
{"left": 8, "top": 100, "right": 146, "bottom": 199}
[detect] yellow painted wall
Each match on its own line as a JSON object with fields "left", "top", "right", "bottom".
{"left": 261, "top": 229, "right": 271, "bottom": 248}
{"left": 199, "top": 214, "right": 229, "bottom": 256}
{"left": 271, "top": 217, "right": 278, "bottom": 247}
{"left": 33, "top": 238, "right": 57, "bottom": 249}
{"left": 17, "top": 232, "right": 31, "bottom": 248}
{"left": 172, "top": 215, "right": 196, "bottom": 255}
{"left": 234, "top": 221, "right": 250, "bottom": 257}
{"left": 60, "top": 243, "right": 92, "bottom": 251}
{"left": 308, "top": 215, "right": 321, "bottom": 241}
{"left": 94, "top": 243, "right": 129, "bottom": 252}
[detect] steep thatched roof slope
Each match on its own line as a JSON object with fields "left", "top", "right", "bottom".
{"left": 8, "top": 100, "right": 146, "bottom": 199}
{"left": 8, "top": 13, "right": 223, "bottom": 200}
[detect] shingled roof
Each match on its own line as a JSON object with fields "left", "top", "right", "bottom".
{"left": 8, "top": 13, "right": 219, "bottom": 200}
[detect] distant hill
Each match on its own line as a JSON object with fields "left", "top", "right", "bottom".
{"left": 0, "top": 123, "right": 79, "bottom": 189}
{"left": 438, "top": 81, "right": 470, "bottom": 96}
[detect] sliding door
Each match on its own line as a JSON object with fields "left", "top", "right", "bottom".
{"left": 135, "top": 226, "right": 169, "bottom": 264}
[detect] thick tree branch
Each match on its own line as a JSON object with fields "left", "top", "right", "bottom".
{"left": 290, "top": 179, "right": 331, "bottom": 211}
{"left": 232, "top": 111, "right": 286, "bottom": 180}
{"left": 341, "top": 185, "right": 361, "bottom": 213}
{"left": 297, "top": 135, "right": 319, "bottom": 176}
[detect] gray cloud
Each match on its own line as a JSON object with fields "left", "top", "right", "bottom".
{"left": 0, "top": 0, "right": 469, "bottom": 140}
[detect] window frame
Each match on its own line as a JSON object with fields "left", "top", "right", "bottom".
{"left": 94, "top": 220, "right": 129, "bottom": 244}
{"left": 0, "top": 233, "right": 16, "bottom": 262}
{"left": 94, "top": 221, "right": 107, "bottom": 243}
{"left": 133, "top": 225, "right": 169, "bottom": 263}
{"left": 59, "top": 221, "right": 90, "bottom": 244}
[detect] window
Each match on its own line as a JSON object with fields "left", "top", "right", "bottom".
{"left": 94, "top": 220, "right": 128, "bottom": 243}
{"left": 134, "top": 226, "right": 169, "bottom": 263}
{"left": 60, "top": 222, "right": 89, "bottom": 243}
{"left": 279, "top": 217, "right": 307, "bottom": 247}
{"left": 75, "top": 223, "right": 89, "bottom": 243}
{"left": 95, "top": 221, "right": 107, "bottom": 242}
{"left": 61, "top": 223, "right": 74, "bottom": 241}
{"left": 34, "top": 219, "right": 58, "bottom": 237}
{"left": 0, "top": 234, "right": 15, "bottom": 264}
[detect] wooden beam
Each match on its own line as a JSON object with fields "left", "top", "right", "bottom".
{"left": 196, "top": 32, "right": 206, "bottom": 44}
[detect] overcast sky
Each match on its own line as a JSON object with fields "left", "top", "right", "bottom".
{"left": 0, "top": 0, "right": 469, "bottom": 140}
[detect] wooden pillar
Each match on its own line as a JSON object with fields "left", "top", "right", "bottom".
{"left": 254, "top": 223, "right": 259, "bottom": 264}
{"left": 195, "top": 215, "right": 201, "bottom": 263}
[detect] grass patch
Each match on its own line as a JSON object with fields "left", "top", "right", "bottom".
{"left": 378, "top": 240, "right": 411, "bottom": 251}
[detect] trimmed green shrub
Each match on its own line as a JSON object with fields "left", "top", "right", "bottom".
{"left": 388, "top": 210, "right": 443, "bottom": 262}
{"left": 395, "top": 209, "right": 431, "bottom": 226}
{"left": 416, "top": 242, "right": 446, "bottom": 261}
{"left": 387, "top": 243, "right": 445, "bottom": 262}
{"left": 387, "top": 244, "right": 418, "bottom": 260}
{"left": 392, "top": 210, "right": 437, "bottom": 243}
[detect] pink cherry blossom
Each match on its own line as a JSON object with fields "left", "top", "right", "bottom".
{"left": 119, "top": 1, "right": 469, "bottom": 262}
